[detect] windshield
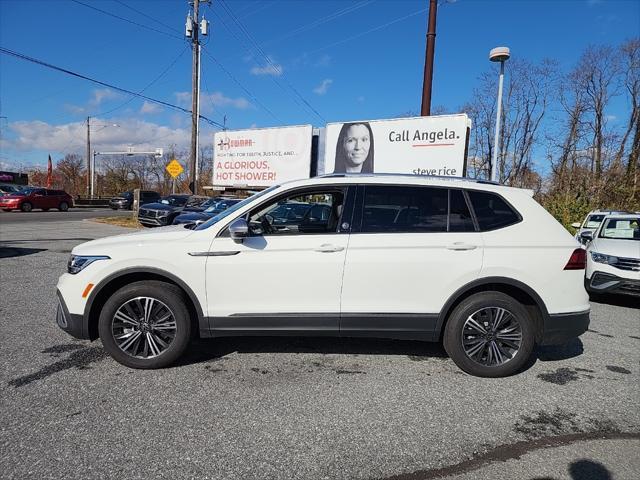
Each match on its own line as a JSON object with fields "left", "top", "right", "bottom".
{"left": 118, "top": 192, "right": 132, "bottom": 198}
{"left": 598, "top": 217, "right": 640, "bottom": 240}
{"left": 584, "top": 214, "right": 605, "bottom": 229}
{"left": 195, "top": 185, "right": 280, "bottom": 231}
{"left": 161, "top": 196, "right": 188, "bottom": 206}
{"left": 13, "top": 188, "right": 38, "bottom": 196}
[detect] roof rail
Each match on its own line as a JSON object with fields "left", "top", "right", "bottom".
{"left": 315, "top": 172, "right": 499, "bottom": 185}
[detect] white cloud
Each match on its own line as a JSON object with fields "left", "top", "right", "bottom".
{"left": 315, "top": 54, "right": 331, "bottom": 67}
{"left": 250, "top": 57, "right": 283, "bottom": 76}
{"left": 140, "top": 101, "right": 163, "bottom": 115}
{"left": 3, "top": 118, "right": 196, "bottom": 157}
{"left": 174, "top": 91, "right": 251, "bottom": 112}
{"left": 64, "top": 88, "right": 123, "bottom": 115}
{"left": 313, "top": 79, "right": 333, "bottom": 95}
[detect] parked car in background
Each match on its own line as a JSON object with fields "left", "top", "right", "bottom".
{"left": 137, "top": 195, "right": 209, "bottom": 227}
{"left": 0, "top": 184, "right": 23, "bottom": 196}
{"left": 109, "top": 191, "right": 161, "bottom": 210}
{"left": 173, "top": 198, "right": 242, "bottom": 226}
{"left": 0, "top": 187, "right": 73, "bottom": 212}
{"left": 583, "top": 214, "right": 640, "bottom": 296}
{"left": 572, "top": 210, "right": 631, "bottom": 244}
{"left": 57, "top": 174, "right": 589, "bottom": 377}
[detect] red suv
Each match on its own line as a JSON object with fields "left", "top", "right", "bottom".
{"left": 0, "top": 187, "right": 74, "bottom": 212}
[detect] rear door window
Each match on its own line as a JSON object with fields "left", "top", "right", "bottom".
{"left": 467, "top": 190, "right": 521, "bottom": 231}
{"left": 361, "top": 186, "right": 448, "bottom": 233}
{"left": 449, "top": 189, "right": 475, "bottom": 232}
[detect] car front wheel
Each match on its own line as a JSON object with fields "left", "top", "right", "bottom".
{"left": 21, "top": 202, "right": 32, "bottom": 212}
{"left": 443, "top": 292, "right": 535, "bottom": 377}
{"left": 98, "top": 281, "right": 191, "bottom": 369}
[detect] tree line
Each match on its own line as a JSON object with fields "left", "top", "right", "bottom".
{"left": 24, "top": 39, "right": 639, "bottom": 228}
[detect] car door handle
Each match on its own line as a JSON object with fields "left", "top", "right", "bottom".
{"left": 314, "top": 244, "right": 345, "bottom": 253}
{"left": 446, "top": 242, "right": 478, "bottom": 251}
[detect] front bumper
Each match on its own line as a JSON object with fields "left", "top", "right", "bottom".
{"left": 56, "top": 290, "right": 90, "bottom": 339}
{"left": 586, "top": 272, "right": 640, "bottom": 297}
{"left": 138, "top": 215, "right": 170, "bottom": 227}
{"left": 540, "top": 310, "right": 590, "bottom": 345}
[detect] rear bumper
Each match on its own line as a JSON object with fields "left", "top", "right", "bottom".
{"left": 56, "top": 290, "right": 90, "bottom": 340}
{"left": 586, "top": 272, "right": 640, "bottom": 297}
{"left": 540, "top": 310, "right": 590, "bottom": 345}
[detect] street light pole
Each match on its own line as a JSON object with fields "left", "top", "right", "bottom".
{"left": 86, "top": 116, "right": 91, "bottom": 197}
{"left": 489, "top": 46, "right": 510, "bottom": 183}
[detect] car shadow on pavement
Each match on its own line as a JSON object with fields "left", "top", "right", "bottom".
{"left": 529, "top": 459, "right": 613, "bottom": 480}
{"left": 590, "top": 293, "right": 640, "bottom": 309}
{"left": 0, "top": 246, "right": 47, "bottom": 258}
{"left": 178, "top": 336, "right": 449, "bottom": 367}
{"left": 535, "top": 338, "right": 585, "bottom": 362}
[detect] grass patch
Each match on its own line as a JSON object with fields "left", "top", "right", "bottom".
{"left": 91, "top": 216, "right": 143, "bottom": 229}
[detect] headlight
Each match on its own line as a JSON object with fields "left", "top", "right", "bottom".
{"left": 157, "top": 210, "right": 170, "bottom": 217}
{"left": 67, "top": 255, "right": 110, "bottom": 274}
{"left": 590, "top": 252, "right": 618, "bottom": 265}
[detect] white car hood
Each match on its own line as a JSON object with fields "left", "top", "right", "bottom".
{"left": 590, "top": 238, "right": 640, "bottom": 259}
{"left": 73, "top": 225, "right": 194, "bottom": 255}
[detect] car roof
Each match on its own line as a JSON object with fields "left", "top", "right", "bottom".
{"left": 602, "top": 214, "right": 640, "bottom": 219}
{"left": 277, "top": 173, "right": 530, "bottom": 195}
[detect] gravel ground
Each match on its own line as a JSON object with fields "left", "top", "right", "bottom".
{"left": 1, "top": 215, "right": 638, "bottom": 480}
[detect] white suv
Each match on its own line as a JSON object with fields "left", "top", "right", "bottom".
{"left": 56, "top": 175, "right": 590, "bottom": 377}
{"left": 583, "top": 214, "right": 640, "bottom": 296}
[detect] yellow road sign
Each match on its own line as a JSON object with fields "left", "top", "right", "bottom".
{"left": 166, "top": 159, "right": 184, "bottom": 178}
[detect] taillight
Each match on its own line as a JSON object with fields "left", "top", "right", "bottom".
{"left": 564, "top": 248, "right": 586, "bottom": 270}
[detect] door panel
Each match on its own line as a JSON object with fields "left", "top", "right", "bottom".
{"left": 206, "top": 234, "right": 348, "bottom": 323}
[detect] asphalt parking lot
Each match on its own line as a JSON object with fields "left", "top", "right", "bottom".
{"left": 1, "top": 213, "right": 638, "bottom": 479}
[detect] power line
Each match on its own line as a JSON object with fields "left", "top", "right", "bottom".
{"left": 217, "top": 0, "right": 326, "bottom": 123}
{"left": 201, "top": 46, "right": 283, "bottom": 123}
{"left": 69, "top": 0, "right": 183, "bottom": 41}
{"left": 305, "top": 7, "right": 429, "bottom": 57}
{"left": 94, "top": 44, "right": 189, "bottom": 117}
{"left": 112, "top": 0, "right": 183, "bottom": 36}
{"left": 0, "top": 46, "right": 224, "bottom": 128}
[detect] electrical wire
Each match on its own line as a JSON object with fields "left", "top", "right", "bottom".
{"left": 70, "top": 0, "right": 183, "bottom": 41}
{"left": 201, "top": 46, "right": 283, "bottom": 123}
{"left": 112, "top": 0, "right": 183, "bottom": 36}
{"left": 0, "top": 46, "right": 224, "bottom": 128}
{"left": 217, "top": 0, "right": 326, "bottom": 123}
{"left": 93, "top": 44, "right": 189, "bottom": 117}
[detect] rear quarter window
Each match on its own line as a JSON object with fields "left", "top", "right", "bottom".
{"left": 467, "top": 190, "right": 521, "bottom": 231}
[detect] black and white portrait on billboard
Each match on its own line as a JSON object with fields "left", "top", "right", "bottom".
{"left": 333, "top": 122, "right": 374, "bottom": 173}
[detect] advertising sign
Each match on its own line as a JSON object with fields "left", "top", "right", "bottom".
{"left": 213, "top": 125, "right": 313, "bottom": 187}
{"left": 321, "top": 114, "right": 470, "bottom": 177}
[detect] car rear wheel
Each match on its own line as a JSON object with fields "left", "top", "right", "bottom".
{"left": 443, "top": 292, "right": 535, "bottom": 377}
{"left": 21, "top": 202, "right": 32, "bottom": 212}
{"left": 98, "top": 281, "right": 191, "bottom": 369}
{"left": 59, "top": 202, "right": 69, "bottom": 211}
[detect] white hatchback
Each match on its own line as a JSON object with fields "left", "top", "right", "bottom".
{"left": 56, "top": 175, "right": 590, "bottom": 377}
{"left": 583, "top": 214, "right": 640, "bottom": 296}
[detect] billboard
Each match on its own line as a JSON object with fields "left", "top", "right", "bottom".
{"left": 321, "top": 114, "right": 470, "bottom": 177}
{"left": 213, "top": 125, "right": 313, "bottom": 187}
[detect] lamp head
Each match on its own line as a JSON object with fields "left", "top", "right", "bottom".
{"left": 489, "top": 46, "right": 510, "bottom": 62}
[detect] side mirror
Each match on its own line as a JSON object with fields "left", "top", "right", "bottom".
{"left": 580, "top": 231, "right": 594, "bottom": 242}
{"left": 571, "top": 222, "right": 581, "bottom": 229}
{"left": 229, "top": 218, "right": 249, "bottom": 243}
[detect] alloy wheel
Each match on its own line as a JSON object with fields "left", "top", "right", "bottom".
{"left": 111, "top": 296, "right": 177, "bottom": 358}
{"left": 461, "top": 307, "right": 522, "bottom": 367}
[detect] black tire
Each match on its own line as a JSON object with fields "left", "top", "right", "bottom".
{"left": 443, "top": 292, "right": 535, "bottom": 377}
{"left": 98, "top": 280, "right": 191, "bottom": 369}
{"left": 21, "top": 202, "right": 32, "bottom": 212}
{"left": 59, "top": 202, "right": 69, "bottom": 211}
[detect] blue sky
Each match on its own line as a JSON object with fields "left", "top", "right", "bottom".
{"left": 1, "top": 0, "right": 639, "bottom": 169}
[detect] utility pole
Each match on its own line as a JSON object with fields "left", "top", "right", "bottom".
{"left": 86, "top": 116, "right": 91, "bottom": 197}
{"left": 421, "top": 0, "right": 438, "bottom": 116}
{"left": 186, "top": 0, "right": 209, "bottom": 195}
